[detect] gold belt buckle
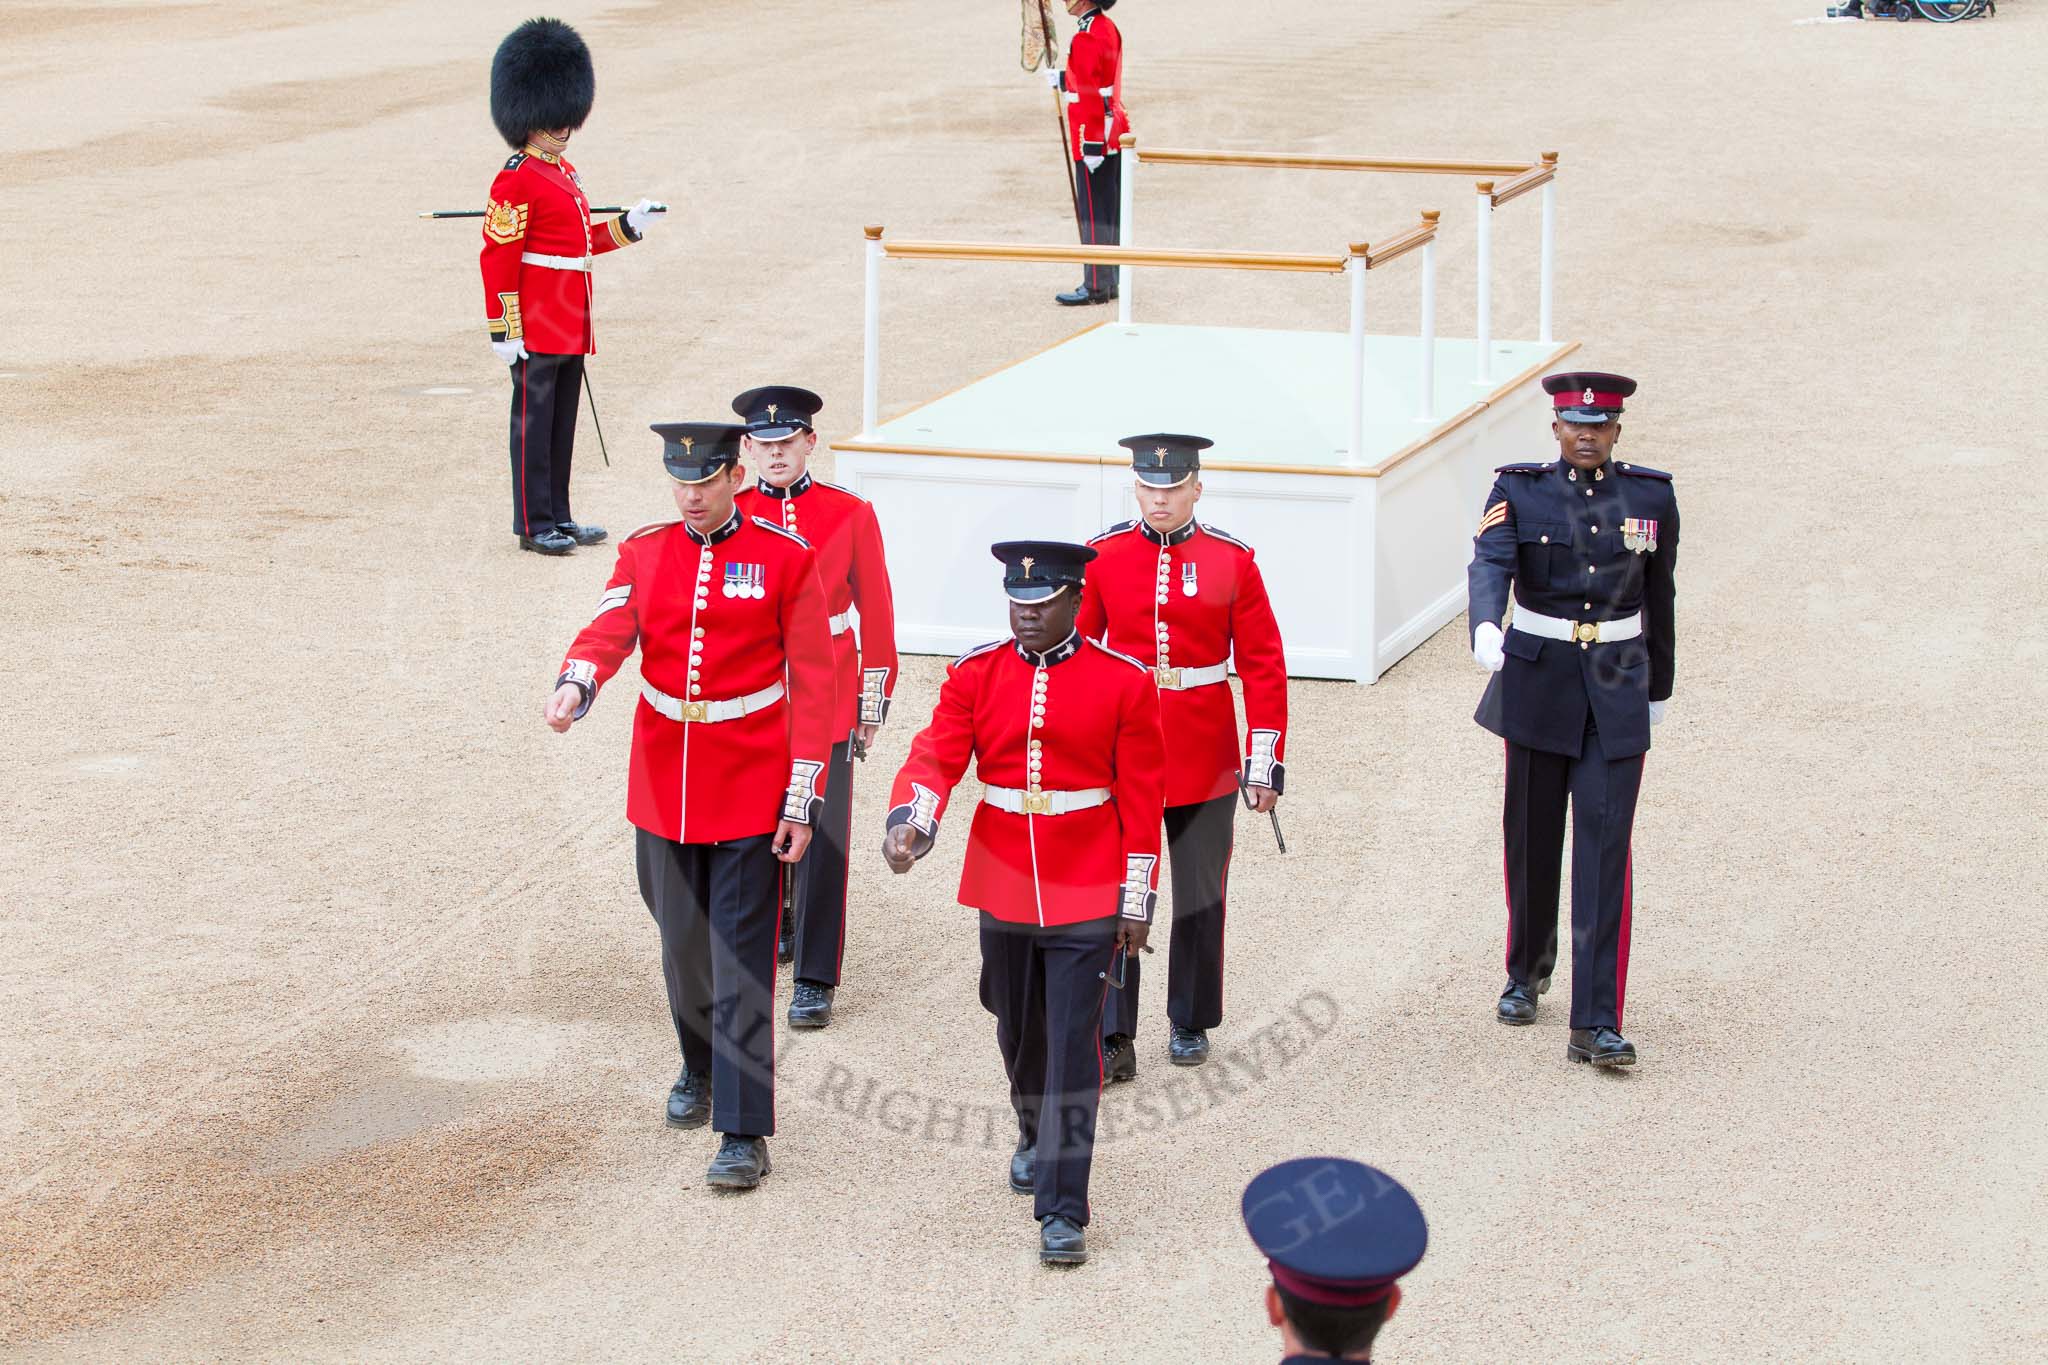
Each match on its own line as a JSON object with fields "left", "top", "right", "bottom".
{"left": 1572, "top": 621, "right": 1600, "bottom": 644}
{"left": 1154, "top": 666, "right": 1181, "bottom": 689}
{"left": 679, "top": 700, "right": 708, "bottom": 722}
{"left": 1021, "top": 792, "right": 1052, "bottom": 815}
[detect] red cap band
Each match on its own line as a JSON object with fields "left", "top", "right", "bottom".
{"left": 1269, "top": 1261, "right": 1398, "bottom": 1308}
{"left": 1554, "top": 390, "right": 1626, "bottom": 410}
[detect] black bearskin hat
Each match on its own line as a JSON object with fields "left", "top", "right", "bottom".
{"left": 490, "top": 18, "right": 595, "bottom": 149}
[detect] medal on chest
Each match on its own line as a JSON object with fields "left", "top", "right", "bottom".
{"left": 723, "top": 562, "right": 768, "bottom": 598}
{"left": 1620, "top": 518, "right": 1659, "bottom": 554}
{"left": 1182, "top": 563, "right": 1198, "bottom": 597}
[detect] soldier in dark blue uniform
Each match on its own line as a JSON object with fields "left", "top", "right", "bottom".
{"left": 1241, "top": 1157, "right": 1427, "bottom": 1363}
{"left": 1467, "top": 371, "right": 1679, "bottom": 1067}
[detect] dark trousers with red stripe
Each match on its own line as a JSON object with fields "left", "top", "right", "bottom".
{"left": 790, "top": 737, "right": 856, "bottom": 986}
{"left": 1071, "top": 153, "right": 1122, "bottom": 295}
{"left": 636, "top": 827, "right": 780, "bottom": 1137}
{"left": 507, "top": 351, "right": 584, "bottom": 536}
{"left": 1502, "top": 716, "right": 1644, "bottom": 1030}
{"left": 979, "top": 912, "right": 1118, "bottom": 1225}
{"left": 1102, "top": 793, "right": 1235, "bottom": 1040}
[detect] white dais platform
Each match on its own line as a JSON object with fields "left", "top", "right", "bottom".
{"left": 833, "top": 321, "right": 1576, "bottom": 681}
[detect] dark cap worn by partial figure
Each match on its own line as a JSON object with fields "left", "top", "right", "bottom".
{"left": 1119, "top": 432, "right": 1213, "bottom": 488}
{"left": 653, "top": 421, "right": 748, "bottom": 484}
{"left": 1542, "top": 371, "right": 1638, "bottom": 426}
{"left": 1243, "top": 1157, "right": 1427, "bottom": 1307}
{"left": 490, "top": 18, "right": 596, "bottom": 149}
{"left": 732, "top": 386, "right": 824, "bottom": 441}
{"left": 992, "top": 540, "right": 1097, "bottom": 604}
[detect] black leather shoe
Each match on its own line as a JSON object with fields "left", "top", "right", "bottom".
{"left": 555, "top": 521, "right": 608, "bottom": 546}
{"left": 1497, "top": 981, "right": 1538, "bottom": 1025}
{"left": 665, "top": 1067, "right": 709, "bottom": 1129}
{"left": 706, "top": 1134, "right": 771, "bottom": 1188}
{"left": 1567, "top": 1026, "right": 1638, "bottom": 1067}
{"left": 1009, "top": 1139, "right": 1035, "bottom": 1194}
{"left": 1039, "top": 1214, "right": 1087, "bottom": 1265}
{"left": 1102, "top": 1033, "right": 1136, "bottom": 1084}
{"left": 788, "top": 980, "right": 834, "bottom": 1029}
{"left": 517, "top": 528, "right": 575, "bottom": 555}
{"left": 1167, "top": 1026, "right": 1210, "bottom": 1066}
{"left": 1536, "top": 974, "right": 1552, "bottom": 995}
{"left": 776, "top": 928, "right": 794, "bottom": 965}
{"left": 1056, "top": 284, "right": 1096, "bottom": 306}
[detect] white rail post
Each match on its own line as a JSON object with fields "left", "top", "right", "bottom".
{"left": 1538, "top": 152, "right": 1558, "bottom": 344}
{"left": 1118, "top": 134, "right": 1136, "bottom": 325}
{"left": 1347, "top": 243, "right": 1368, "bottom": 464}
{"left": 861, "top": 225, "right": 883, "bottom": 438}
{"left": 1417, "top": 211, "right": 1439, "bottom": 423}
{"left": 1474, "top": 182, "right": 1494, "bottom": 386}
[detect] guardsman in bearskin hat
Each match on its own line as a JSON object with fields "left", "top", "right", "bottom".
{"left": 544, "top": 422, "right": 836, "bottom": 1189}
{"left": 481, "top": 17, "right": 659, "bottom": 555}
{"left": 1466, "top": 372, "right": 1680, "bottom": 1068}
{"left": 883, "top": 543, "right": 1165, "bottom": 1265}
{"left": 730, "top": 386, "right": 899, "bottom": 1029}
{"left": 1041, "top": 1, "right": 1130, "bottom": 306}
{"left": 1077, "top": 434, "right": 1288, "bottom": 1081}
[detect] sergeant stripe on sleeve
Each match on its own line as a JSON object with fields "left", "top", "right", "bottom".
{"left": 1476, "top": 501, "right": 1511, "bottom": 536}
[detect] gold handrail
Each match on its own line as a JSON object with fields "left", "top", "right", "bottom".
{"left": 880, "top": 239, "right": 1350, "bottom": 274}
{"left": 1488, "top": 154, "right": 1558, "bottom": 208}
{"left": 1130, "top": 140, "right": 1537, "bottom": 178}
{"left": 1364, "top": 212, "right": 1439, "bottom": 269}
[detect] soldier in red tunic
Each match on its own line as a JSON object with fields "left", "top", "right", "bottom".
{"left": 883, "top": 542, "right": 1165, "bottom": 1265}
{"left": 730, "top": 386, "right": 898, "bottom": 1030}
{"left": 480, "top": 19, "right": 658, "bottom": 555}
{"left": 544, "top": 421, "right": 836, "bottom": 1189}
{"left": 1077, "top": 434, "right": 1288, "bottom": 1077}
{"left": 1043, "top": 0, "right": 1130, "bottom": 305}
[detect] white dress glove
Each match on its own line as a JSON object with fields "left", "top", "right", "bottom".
{"left": 625, "top": 197, "right": 658, "bottom": 236}
{"left": 1649, "top": 699, "right": 1668, "bottom": 726}
{"left": 1083, "top": 154, "right": 1105, "bottom": 172}
{"left": 1473, "top": 622, "right": 1505, "bottom": 673}
{"left": 1044, "top": 67, "right": 1063, "bottom": 88}
{"left": 491, "top": 338, "right": 528, "bottom": 366}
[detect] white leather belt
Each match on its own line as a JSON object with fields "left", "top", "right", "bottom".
{"left": 983, "top": 785, "right": 1111, "bottom": 817}
{"left": 521, "top": 251, "right": 591, "bottom": 272}
{"left": 641, "top": 679, "right": 783, "bottom": 723}
{"left": 1153, "top": 661, "right": 1227, "bottom": 691}
{"left": 1511, "top": 608, "right": 1643, "bottom": 645}
{"left": 828, "top": 612, "right": 851, "bottom": 636}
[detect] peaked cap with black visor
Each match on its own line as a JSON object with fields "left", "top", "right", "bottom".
{"left": 652, "top": 422, "right": 747, "bottom": 484}
{"left": 992, "top": 541, "right": 1096, "bottom": 605}
{"left": 733, "top": 386, "right": 824, "bottom": 441}
{"left": 1542, "top": 371, "right": 1637, "bottom": 426}
{"left": 1120, "top": 432, "right": 1212, "bottom": 488}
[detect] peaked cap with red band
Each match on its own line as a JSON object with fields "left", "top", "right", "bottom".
{"left": 1542, "top": 370, "right": 1638, "bottom": 426}
{"left": 1242, "top": 1157, "right": 1427, "bottom": 1308}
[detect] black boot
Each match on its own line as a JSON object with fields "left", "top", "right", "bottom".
{"left": 1102, "top": 1033, "right": 1136, "bottom": 1084}
{"left": 665, "top": 1066, "right": 709, "bottom": 1128}
{"left": 1167, "top": 1025, "right": 1210, "bottom": 1066}
{"left": 706, "top": 1134, "right": 771, "bottom": 1188}
{"left": 1039, "top": 1214, "right": 1087, "bottom": 1265}
{"left": 1566, "top": 1027, "right": 1638, "bottom": 1067}
{"left": 1009, "top": 1138, "right": 1035, "bottom": 1194}
{"left": 518, "top": 528, "right": 575, "bottom": 555}
{"left": 1055, "top": 283, "right": 1096, "bottom": 306}
{"left": 788, "top": 980, "right": 834, "bottom": 1029}
{"left": 555, "top": 521, "right": 608, "bottom": 546}
{"left": 1496, "top": 981, "right": 1538, "bottom": 1025}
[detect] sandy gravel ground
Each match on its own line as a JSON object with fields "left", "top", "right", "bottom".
{"left": 4, "top": 0, "right": 2045, "bottom": 1358}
